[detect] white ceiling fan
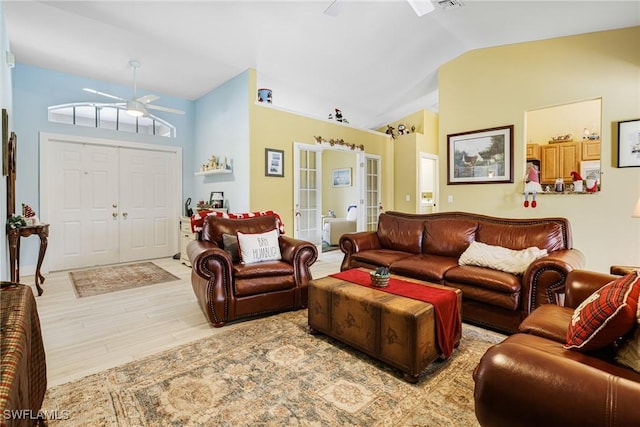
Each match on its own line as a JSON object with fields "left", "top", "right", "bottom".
{"left": 324, "top": 0, "right": 436, "bottom": 17}
{"left": 83, "top": 59, "right": 185, "bottom": 117}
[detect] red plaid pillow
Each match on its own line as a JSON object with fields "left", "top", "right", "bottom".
{"left": 565, "top": 271, "right": 640, "bottom": 351}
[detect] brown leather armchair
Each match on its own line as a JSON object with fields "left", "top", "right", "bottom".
{"left": 187, "top": 215, "right": 318, "bottom": 327}
{"left": 473, "top": 270, "right": 640, "bottom": 427}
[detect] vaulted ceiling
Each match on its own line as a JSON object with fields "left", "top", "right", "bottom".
{"left": 4, "top": 1, "right": 639, "bottom": 128}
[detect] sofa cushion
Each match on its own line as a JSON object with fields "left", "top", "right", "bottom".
{"left": 565, "top": 271, "right": 640, "bottom": 352}
{"left": 389, "top": 254, "right": 459, "bottom": 283}
{"left": 476, "top": 221, "right": 566, "bottom": 252}
{"left": 376, "top": 213, "right": 424, "bottom": 254}
{"left": 237, "top": 229, "right": 282, "bottom": 264}
{"left": 423, "top": 218, "right": 477, "bottom": 258}
{"left": 458, "top": 241, "right": 547, "bottom": 275}
{"left": 445, "top": 265, "right": 521, "bottom": 310}
{"left": 350, "top": 249, "right": 413, "bottom": 268}
{"left": 519, "top": 304, "right": 574, "bottom": 343}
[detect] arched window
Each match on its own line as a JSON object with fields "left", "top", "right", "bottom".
{"left": 48, "top": 103, "right": 176, "bottom": 137}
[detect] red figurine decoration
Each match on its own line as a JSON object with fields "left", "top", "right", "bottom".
{"left": 523, "top": 164, "right": 542, "bottom": 208}
{"left": 22, "top": 203, "right": 36, "bottom": 218}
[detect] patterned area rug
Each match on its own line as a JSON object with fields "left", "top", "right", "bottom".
{"left": 42, "top": 310, "right": 504, "bottom": 426}
{"left": 69, "top": 262, "right": 180, "bottom": 298}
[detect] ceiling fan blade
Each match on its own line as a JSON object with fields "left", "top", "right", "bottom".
{"left": 407, "top": 0, "right": 435, "bottom": 16}
{"left": 324, "top": 0, "right": 344, "bottom": 17}
{"left": 83, "top": 87, "right": 125, "bottom": 101}
{"left": 145, "top": 104, "right": 185, "bottom": 115}
{"left": 136, "top": 94, "right": 160, "bottom": 104}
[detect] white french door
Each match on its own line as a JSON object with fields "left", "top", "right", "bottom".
{"left": 41, "top": 133, "right": 180, "bottom": 271}
{"left": 118, "top": 147, "right": 177, "bottom": 262}
{"left": 48, "top": 141, "right": 120, "bottom": 269}
{"left": 293, "top": 143, "right": 322, "bottom": 245}
{"left": 363, "top": 154, "right": 381, "bottom": 231}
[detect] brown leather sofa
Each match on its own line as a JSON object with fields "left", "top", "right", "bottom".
{"left": 339, "top": 211, "right": 585, "bottom": 333}
{"left": 473, "top": 270, "right": 640, "bottom": 427}
{"left": 187, "top": 215, "right": 318, "bottom": 327}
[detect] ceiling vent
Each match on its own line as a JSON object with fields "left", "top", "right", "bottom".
{"left": 436, "top": 0, "right": 464, "bottom": 9}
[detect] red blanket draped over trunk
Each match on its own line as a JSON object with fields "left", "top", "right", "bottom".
{"left": 330, "top": 269, "right": 461, "bottom": 358}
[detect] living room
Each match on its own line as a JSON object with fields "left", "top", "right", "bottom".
{"left": 1, "top": 1, "right": 639, "bottom": 425}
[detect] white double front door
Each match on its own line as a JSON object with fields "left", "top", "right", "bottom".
{"left": 41, "top": 134, "right": 180, "bottom": 271}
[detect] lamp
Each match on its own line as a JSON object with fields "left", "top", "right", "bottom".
{"left": 633, "top": 196, "right": 640, "bottom": 218}
{"left": 126, "top": 100, "right": 145, "bottom": 117}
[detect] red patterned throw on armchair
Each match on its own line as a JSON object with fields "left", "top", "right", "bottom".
{"left": 190, "top": 210, "right": 285, "bottom": 234}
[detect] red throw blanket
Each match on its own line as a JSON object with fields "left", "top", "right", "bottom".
{"left": 190, "top": 210, "right": 285, "bottom": 234}
{"left": 330, "top": 269, "right": 461, "bottom": 358}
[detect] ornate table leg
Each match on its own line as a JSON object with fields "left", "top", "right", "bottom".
{"left": 7, "top": 230, "right": 19, "bottom": 282}
{"left": 34, "top": 228, "right": 49, "bottom": 296}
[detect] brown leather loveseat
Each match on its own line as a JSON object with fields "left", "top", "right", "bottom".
{"left": 339, "top": 211, "right": 585, "bottom": 333}
{"left": 473, "top": 270, "right": 640, "bottom": 427}
{"left": 188, "top": 214, "right": 318, "bottom": 327}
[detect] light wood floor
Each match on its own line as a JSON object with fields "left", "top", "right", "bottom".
{"left": 21, "top": 250, "right": 344, "bottom": 388}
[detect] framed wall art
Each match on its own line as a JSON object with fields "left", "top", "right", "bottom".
{"left": 447, "top": 125, "right": 514, "bottom": 184}
{"left": 332, "top": 168, "right": 352, "bottom": 187}
{"left": 265, "top": 148, "right": 284, "bottom": 177}
{"left": 209, "top": 191, "right": 224, "bottom": 208}
{"left": 617, "top": 118, "right": 640, "bottom": 168}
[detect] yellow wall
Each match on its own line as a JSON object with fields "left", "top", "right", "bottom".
{"left": 527, "top": 98, "right": 601, "bottom": 144}
{"left": 439, "top": 27, "right": 640, "bottom": 272}
{"left": 388, "top": 110, "right": 439, "bottom": 213}
{"left": 247, "top": 70, "right": 393, "bottom": 230}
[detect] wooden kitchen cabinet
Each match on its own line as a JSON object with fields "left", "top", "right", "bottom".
{"left": 582, "top": 139, "right": 601, "bottom": 160}
{"left": 526, "top": 144, "right": 540, "bottom": 161}
{"left": 540, "top": 141, "right": 580, "bottom": 184}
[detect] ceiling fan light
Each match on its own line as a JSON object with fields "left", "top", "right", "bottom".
{"left": 126, "top": 100, "right": 145, "bottom": 117}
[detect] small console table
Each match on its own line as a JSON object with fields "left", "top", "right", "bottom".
{"left": 7, "top": 224, "right": 50, "bottom": 296}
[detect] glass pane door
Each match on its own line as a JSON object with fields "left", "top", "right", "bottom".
{"left": 365, "top": 155, "right": 381, "bottom": 231}
{"left": 294, "top": 144, "right": 322, "bottom": 245}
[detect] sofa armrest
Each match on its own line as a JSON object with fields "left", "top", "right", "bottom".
{"left": 338, "top": 231, "right": 381, "bottom": 271}
{"left": 473, "top": 340, "right": 640, "bottom": 427}
{"left": 565, "top": 269, "right": 617, "bottom": 309}
{"left": 187, "top": 239, "right": 235, "bottom": 326}
{"left": 521, "top": 248, "right": 586, "bottom": 313}
{"left": 279, "top": 236, "right": 318, "bottom": 287}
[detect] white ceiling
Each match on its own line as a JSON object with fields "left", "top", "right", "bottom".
{"left": 4, "top": 0, "right": 639, "bottom": 129}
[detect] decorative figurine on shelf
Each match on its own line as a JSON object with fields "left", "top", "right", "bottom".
{"left": 398, "top": 124, "right": 407, "bottom": 135}
{"left": 570, "top": 171, "right": 584, "bottom": 192}
{"left": 329, "top": 108, "right": 349, "bottom": 124}
{"left": 21, "top": 203, "right": 39, "bottom": 225}
{"left": 385, "top": 125, "right": 396, "bottom": 139}
{"left": 523, "top": 164, "right": 542, "bottom": 208}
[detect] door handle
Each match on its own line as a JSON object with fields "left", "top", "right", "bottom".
{"left": 112, "top": 212, "right": 118, "bottom": 218}
{"left": 122, "top": 212, "right": 128, "bottom": 218}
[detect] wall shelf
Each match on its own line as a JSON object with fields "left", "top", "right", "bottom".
{"left": 194, "top": 169, "right": 232, "bottom": 176}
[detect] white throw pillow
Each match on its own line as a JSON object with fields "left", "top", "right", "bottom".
{"left": 458, "top": 241, "right": 547, "bottom": 275}
{"left": 616, "top": 326, "right": 640, "bottom": 373}
{"left": 237, "top": 229, "right": 282, "bottom": 264}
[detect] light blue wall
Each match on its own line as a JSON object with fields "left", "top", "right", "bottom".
{"left": 193, "top": 69, "right": 250, "bottom": 212}
{"left": 11, "top": 63, "right": 196, "bottom": 270}
{"left": 0, "top": 0, "right": 12, "bottom": 279}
